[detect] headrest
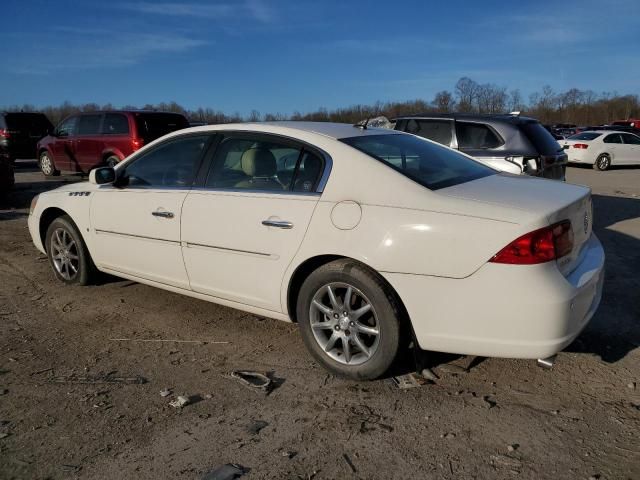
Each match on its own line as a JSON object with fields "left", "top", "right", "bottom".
{"left": 241, "top": 148, "right": 277, "bottom": 177}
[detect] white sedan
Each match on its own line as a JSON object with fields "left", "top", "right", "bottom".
{"left": 562, "top": 130, "right": 640, "bottom": 170}
{"left": 28, "top": 122, "right": 605, "bottom": 379}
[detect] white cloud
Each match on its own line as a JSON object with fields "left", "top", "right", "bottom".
{"left": 118, "top": 1, "right": 275, "bottom": 23}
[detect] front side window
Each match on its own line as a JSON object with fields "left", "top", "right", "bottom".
{"left": 341, "top": 133, "right": 495, "bottom": 190}
{"left": 57, "top": 116, "right": 77, "bottom": 137}
{"left": 603, "top": 134, "right": 622, "bottom": 144}
{"left": 621, "top": 133, "right": 640, "bottom": 145}
{"left": 206, "top": 136, "right": 324, "bottom": 192}
{"left": 405, "top": 119, "right": 453, "bottom": 146}
{"left": 77, "top": 114, "right": 102, "bottom": 135}
{"left": 102, "top": 114, "right": 129, "bottom": 135}
{"left": 455, "top": 122, "right": 502, "bottom": 149}
{"left": 122, "top": 135, "right": 209, "bottom": 188}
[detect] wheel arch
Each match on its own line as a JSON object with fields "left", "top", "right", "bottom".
{"left": 39, "top": 207, "right": 80, "bottom": 252}
{"left": 286, "top": 255, "right": 411, "bottom": 329}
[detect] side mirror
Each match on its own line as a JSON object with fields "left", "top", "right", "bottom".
{"left": 89, "top": 167, "right": 116, "bottom": 185}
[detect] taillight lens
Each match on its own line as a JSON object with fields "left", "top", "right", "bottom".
{"left": 0, "top": 129, "right": 10, "bottom": 139}
{"left": 573, "top": 143, "right": 589, "bottom": 149}
{"left": 131, "top": 138, "right": 144, "bottom": 151}
{"left": 490, "top": 221, "right": 574, "bottom": 265}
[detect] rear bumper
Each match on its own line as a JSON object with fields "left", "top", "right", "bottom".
{"left": 383, "top": 233, "right": 605, "bottom": 358}
{"left": 567, "top": 150, "right": 593, "bottom": 164}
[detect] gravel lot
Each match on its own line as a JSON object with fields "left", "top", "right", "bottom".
{"left": 1, "top": 162, "right": 639, "bottom": 480}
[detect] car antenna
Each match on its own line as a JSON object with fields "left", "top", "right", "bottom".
{"left": 354, "top": 117, "right": 370, "bottom": 130}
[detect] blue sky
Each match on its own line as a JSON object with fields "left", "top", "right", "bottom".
{"left": 1, "top": 0, "right": 639, "bottom": 115}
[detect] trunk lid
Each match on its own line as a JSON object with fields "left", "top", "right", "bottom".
{"left": 439, "top": 174, "right": 592, "bottom": 276}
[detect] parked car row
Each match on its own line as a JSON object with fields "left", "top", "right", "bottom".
{"left": 562, "top": 130, "right": 640, "bottom": 170}
{"left": 392, "top": 112, "right": 568, "bottom": 180}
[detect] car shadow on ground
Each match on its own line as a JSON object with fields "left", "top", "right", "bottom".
{"left": 564, "top": 193, "right": 640, "bottom": 363}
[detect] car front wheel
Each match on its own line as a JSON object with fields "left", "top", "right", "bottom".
{"left": 297, "top": 259, "right": 402, "bottom": 380}
{"left": 45, "top": 216, "right": 95, "bottom": 285}
{"left": 39, "top": 151, "right": 60, "bottom": 177}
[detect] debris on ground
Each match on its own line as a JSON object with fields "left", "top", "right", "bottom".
{"left": 247, "top": 419, "right": 269, "bottom": 435}
{"left": 281, "top": 450, "right": 297, "bottom": 459}
{"left": 420, "top": 368, "right": 439, "bottom": 381}
{"left": 342, "top": 453, "right": 357, "bottom": 473}
{"left": 169, "top": 396, "right": 191, "bottom": 408}
{"left": 440, "top": 432, "right": 456, "bottom": 439}
{"left": 507, "top": 444, "right": 519, "bottom": 452}
{"left": 390, "top": 372, "right": 429, "bottom": 389}
{"left": 627, "top": 382, "right": 636, "bottom": 390}
{"left": 0, "top": 389, "right": 8, "bottom": 395}
{"left": 159, "top": 388, "right": 171, "bottom": 397}
{"left": 490, "top": 454, "right": 522, "bottom": 469}
{"left": 230, "top": 370, "right": 271, "bottom": 392}
{"left": 483, "top": 395, "right": 497, "bottom": 409}
{"left": 49, "top": 373, "right": 148, "bottom": 384}
{"left": 436, "top": 363, "right": 468, "bottom": 374}
{"left": 201, "top": 463, "right": 248, "bottom": 480}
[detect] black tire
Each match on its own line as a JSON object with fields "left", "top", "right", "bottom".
{"left": 39, "top": 151, "right": 60, "bottom": 177}
{"left": 594, "top": 154, "right": 611, "bottom": 171}
{"left": 45, "top": 215, "right": 95, "bottom": 285}
{"left": 297, "top": 259, "right": 402, "bottom": 380}
{"left": 105, "top": 155, "right": 119, "bottom": 168}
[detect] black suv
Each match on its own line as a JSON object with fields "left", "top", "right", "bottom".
{"left": 393, "top": 113, "right": 567, "bottom": 180}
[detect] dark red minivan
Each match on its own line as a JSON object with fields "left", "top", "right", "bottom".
{"left": 36, "top": 111, "right": 189, "bottom": 176}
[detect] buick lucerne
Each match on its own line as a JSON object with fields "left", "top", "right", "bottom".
{"left": 28, "top": 122, "right": 605, "bottom": 379}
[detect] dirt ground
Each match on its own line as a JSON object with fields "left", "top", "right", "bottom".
{"left": 0, "top": 161, "right": 639, "bottom": 480}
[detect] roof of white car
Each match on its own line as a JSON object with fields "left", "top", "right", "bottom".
{"left": 188, "top": 121, "right": 400, "bottom": 140}
{"left": 589, "top": 130, "right": 636, "bottom": 135}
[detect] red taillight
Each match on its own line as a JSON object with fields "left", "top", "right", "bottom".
{"left": 490, "top": 221, "right": 574, "bottom": 265}
{"left": 131, "top": 138, "right": 144, "bottom": 151}
{"left": 573, "top": 143, "right": 589, "bottom": 149}
{"left": 0, "top": 129, "right": 10, "bottom": 139}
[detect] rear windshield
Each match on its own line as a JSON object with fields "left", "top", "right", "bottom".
{"left": 340, "top": 133, "right": 495, "bottom": 190}
{"left": 520, "top": 121, "right": 563, "bottom": 155}
{"left": 134, "top": 113, "right": 189, "bottom": 142}
{"left": 568, "top": 132, "right": 601, "bottom": 141}
{"left": 4, "top": 113, "right": 53, "bottom": 135}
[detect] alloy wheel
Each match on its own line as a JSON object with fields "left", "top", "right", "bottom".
{"left": 50, "top": 227, "right": 79, "bottom": 281}
{"left": 40, "top": 154, "right": 53, "bottom": 175}
{"left": 309, "top": 282, "right": 380, "bottom": 365}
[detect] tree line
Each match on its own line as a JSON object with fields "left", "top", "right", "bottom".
{"left": 3, "top": 77, "right": 638, "bottom": 127}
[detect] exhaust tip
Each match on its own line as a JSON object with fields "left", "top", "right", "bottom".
{"left": 537, "top": 355, "right": 557, "bottom": 369}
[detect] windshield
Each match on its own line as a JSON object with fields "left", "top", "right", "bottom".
{"left": 568, "top": 132, "right": 601, "bottom": 141}
{"left": 340, "top": 133, "right": 495, "bottom": 190}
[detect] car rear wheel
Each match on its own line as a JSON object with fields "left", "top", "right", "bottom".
{"left": 594, "top": 154, "right": 611, "bottom": 171}
{"left": 39, "top": 151, "right": 59, "bottom": 177}
{"left": 297, "top": 259, "right": 401, "bottom": 380}
{"left": 45, "top": 216, "right": 95, "bottom": 285}
{"left": 105, "top": 155, "right": 119, "bottom": 168}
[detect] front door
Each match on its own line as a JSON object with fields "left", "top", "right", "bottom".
{"left": 90, "top": 134, "right": 212, "bottom": 289}
{"left": 51, "top": 116, "right": 78, "bottom": 171}
{"left": 74, "top": 113, "right": 104, "bottom": 172}
{"left": 620, "top": 133, "right": 640, "bottom": 164}
{"left": 181, "top": 133, "right": 327, "bottom": 312}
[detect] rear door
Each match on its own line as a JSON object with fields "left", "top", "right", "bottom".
{"left": 620, "top": 133, "right": 640, "bottom": 164}
{"left": 74, "top": 113, "right": 104, "bottom": 171}
{"left": 602, "top": 133, "right": 624, "bottom": 163}
{"left": 101, "top": 112, "right": 133, "bottom": 161}
{"left": 181, "top": 132, "right": 327, "bottom": 312}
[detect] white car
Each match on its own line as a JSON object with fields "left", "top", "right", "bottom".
{"left": 28, "top": 122, "right": 605, "bottom": 379}
{"left": 562, "top": 130, "right": 640, "bottom": 170}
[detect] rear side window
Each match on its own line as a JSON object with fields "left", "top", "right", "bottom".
{"left": 455, "top": 122, "right": 502, "bottom": 149}
{"left": 4, "top": 113, "right": 53, "bottom": 135}
{"left": 77, "top": 114, "right": 102, "bottom": 135}
{"left": 102, "top": 114, "right": 129, "bottom": 134}
{"left": 206, "top": 136, "right": 323, "bottom": 192}
{"left": 404, "top": 119, "right": 452, "bottom": 146}
{"left": 134, "top": 113, "right": 189, "bottom": 143}
{"left": 341, "top": 133, "right": 494, "bottom": 190}
{"left": 520, "top": 121, "right": 562, "bottom": 155}
{"left": 568, "top": 132, "right": 601, "bottom": 141}
{"left": 603, "top": 134, "right": 622, "bottom": 144}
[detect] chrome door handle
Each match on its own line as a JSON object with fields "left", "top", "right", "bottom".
{"left": 152, "top": 211, "right": 174, "bottom": 219}
{"left": 262, "top": 220, "right": 293, "bottom": 229}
